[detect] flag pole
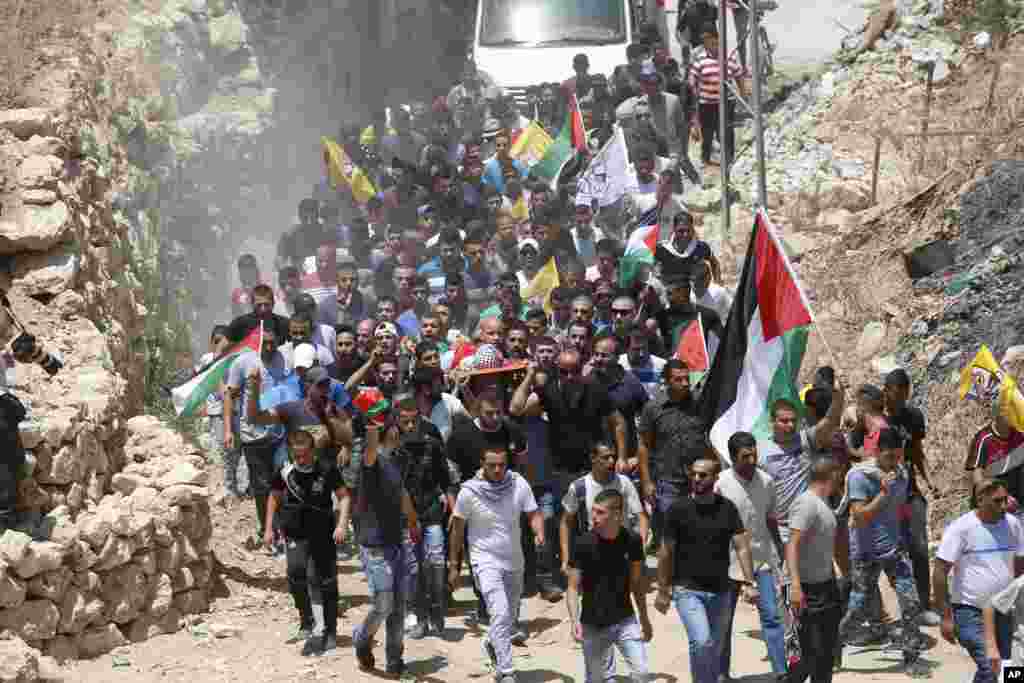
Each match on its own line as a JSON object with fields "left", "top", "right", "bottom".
{"left": 718, "top": 0, "right": 732, "bottom": 241}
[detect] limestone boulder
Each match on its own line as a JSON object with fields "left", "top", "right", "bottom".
{"left": 75, "top": 623, "right": 126, "bottom": 658}
{"left": 42, "top": 410, "right": 77, "bottom": 449}
{"left": 19, "top": 424, "right": 43, "bottom": 450}
{"left": 36, "top": 445, "right": 80, "bottom": 486}
{"left": 0, "top": 531, "right": 32, "bottom": 566}
{"left": 17, "top": 155, "right": 62, "bottom": 190}
{"left": 0, "top": 599, "right": 61, "bottom": 641}
{"left": 40, "top": 506, "right": 78, "bottom": 550}
{"left": 160, "top": 485, "right": 206, "bottom": 507}
{"left": 0, "top": 108, "right": 55, "bottom": 139}
{"left": 11, "top": 245, "right": 80, "bottom": 297}
{"left": 76, "top": 513, "right": 110, "bottom": 551}
{"left": 15, "top": 199, "right": 68, "bottom": 249}
{"left": 156, "top": 462, "right": 208, "bottom": 489}
{"left": 43, "top": 635, "right": 78, "bottom": 662}
{"left": 132, "top": 550, "right": 156, "bottom": 576}
{"left": 70, "top": 541, "right": 97, "bottom": 572}
{"left": 70, "top": 570, "right": 100, "bottom": 593}
{"left": 15, "top": 542, "right": 65, "bottom": 579}
{"left": 172, "top": 588, "right": 209, "bottom": 615}
{"left": 93, "top": 535, "right": 136, "bottom": 572}
{"left": 26, "top": 567, "right": 71, "bottom": 603}
{"left": 0, "top": 562, "right": 27, "bottom": 609}
{"left": 0, "top": 635, "right": 41, "bottom": 682}
{"left": 110, "top": 473, "right": 150, "bottom": 496}
{"left": 57, "top": 586, "right": 90, "bottom": 635}
{"left": 23, "top": 135, "right": 65, "bottom": 157}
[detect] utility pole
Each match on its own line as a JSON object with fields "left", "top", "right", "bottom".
{"left": 750, "top": 2, "right": 768, "bottom": 208}
{"left": 718, "top": 0, "right": 731, "bottom": 239}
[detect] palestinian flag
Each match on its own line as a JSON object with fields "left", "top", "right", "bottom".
{"left": 171, "top": 325, "right": 262, "bottom": 417}
{"left": 619, "top": 212, "right": 659, "bottom": 289}
{"left": 566, "top": 93, "right": 588, "bottom": 152}
{"left": 674, "top": 314, "right": 710, "bottom": 374}
{"left": 701, "top": 210, "right": 814, "bottom": 463}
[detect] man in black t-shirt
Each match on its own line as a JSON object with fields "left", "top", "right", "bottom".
{"left": 266, "top": 430, "right": 351, "bottom": 657}
{"left": 654, "top": 456, "right": 758, "bottom": 683}
{"left": 882, "top": 368, "right": 938, "bottom": 625}
{"left": 567, "top": 489, "right": 653, "bottom": 682}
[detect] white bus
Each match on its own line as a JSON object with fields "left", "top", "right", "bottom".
{"left": 472, "top": 0, "right": 637, "bottom": 99}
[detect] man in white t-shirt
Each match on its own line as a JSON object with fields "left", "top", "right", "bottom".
{"left": 448, "top": 446, "right": 544, "bottom": 683}
{"left": 560, "top": 442, "right": 649, "bottom": 574}
{"left": 934, "top": 478, "right": 1024, "bottom": 683}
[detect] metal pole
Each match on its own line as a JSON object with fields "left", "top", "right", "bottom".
{"left": 750, "top": 4, "right": 767, "bottom": 208}
{"left": 917, "top": 61, "right": 935, "bottom": 173}
{"left": 718, "top": 0, "right": 731, "bottom": 238}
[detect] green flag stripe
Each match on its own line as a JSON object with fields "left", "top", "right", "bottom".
{"left": 749, "top": 325, "right": 809, "bottom": 440}
{"left": 176, "top": 355, "right": 239, "bottom": 418}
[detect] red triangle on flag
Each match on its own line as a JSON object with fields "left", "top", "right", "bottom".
{"left": 674, "top": 316, "right": 709, "bottom": 371}
{"left": 569, "top": 94, "right": 587, "bottom": 152}
{"left": 754, "top": 213, "right": 813, "bottom": 341}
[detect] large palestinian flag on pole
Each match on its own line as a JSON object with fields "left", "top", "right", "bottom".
{"left": 171, "top": 325, "right": 262, "bottom": 417}
{"left": 701, "top": 210, "right": 814, "bottom": 464}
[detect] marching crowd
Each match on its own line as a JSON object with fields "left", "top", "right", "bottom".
{"left": 187, "top": 17, "right": 1024, "bottom": 683}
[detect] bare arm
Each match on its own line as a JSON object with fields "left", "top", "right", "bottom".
{"left": 814, "top": 380, "right": 845, "bottom": 451}
{"left": 656, "top": 538, "right": 676, "bottom": 601}
{"left": 334, "top": 488, "right": 351, "bottom": 541}
{"left": 785, "top": 528, "right": 804, "bottom": 599}
{"left": 630, "top": 560, "right": 651, "bottom": 626}
{"left": 223, "top": 387, "right": 236, "bottom": 445}
{"left": 607, "top": 410, "right": 628, "bottom": 469}
{"left": 849, "top": 483, "right": 891, "bottom": 529}
{"left": 637, "top": 430, "right": 655, "bottom": 498}
{"left": 344, "top": 349, "right": 379, "bottom": 393}
{"left": 560, "top": 511, "right": 576, "bottom": 574}
{"left": 400, "top": 489, "right": 420, "bottom": 530}
{"left": 528, "top": 509, "right": 545, "bottom": 545}
{"left": 510, "top": 364, "right": 543, "bottom": 417}
{"left": 448, "top": 514, "right": 466, "bottom": 569}
{"left": 931, "top": 558, "right": 952, "bottom": 614}
{"left": 364, "top": 424, "right": 381, "bottom": 467}
{"left": 264, "top": 491, "right": 281, "bottom": 546}
{"left": 733, "top": 530, "right": 756, "bottom": 584}
{"left": 907, "top": 436, "right": 932, "bottom": 488}
{"left": 566, "top": 567, "right": 582, "bottom": 630}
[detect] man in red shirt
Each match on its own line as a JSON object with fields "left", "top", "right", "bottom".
{"left": 965, "top": 404, "right": 1024, "bottom": 513}
{"left": 300, "top": 245, "right": 338, "bottom": 327}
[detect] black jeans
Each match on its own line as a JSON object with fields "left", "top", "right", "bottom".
{"left": 286, "top": 535, "right": 340, "bottom": 636}
{"left": 787, "top": 579, "right": 842, "bottom": 683}
{"left": 699, "top": 101, "right": 735, "bottom": 166}
{"left": 242, "top": 439, "right": 278, "bottom": 538}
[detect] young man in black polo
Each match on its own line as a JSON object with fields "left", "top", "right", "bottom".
{"left": 567, "top": 488, "right": 653, "bottom": 683}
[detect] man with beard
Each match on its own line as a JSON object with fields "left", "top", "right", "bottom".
{"left": 489, "top": 211, "right": 521, "bottom": 276}
{"left": 480, "top": 273, "right": 529, "bottom": 324}
{"left": 337, "top": 259, "right": 372, "bottom": 327}
{"left": 510, "top": 354, "right": 628, "bottom": 596}
{"left": 411, "top": 366, "right": 468, "bottom": 445}
{"left": 548, "top": 287, "right": 576, "bottom": 342}
{"left": 448, "top": 445, "right": 544, "bottom": 683}
{"left": 443, "top": 274, "right": 480, "bottom": 337}
{"left": 571, "top": 200, "right": 606, "bottom": 270}
{"left": 396, "top": 275, "right": 431, "bottom": 340}
{"left": 587, "top": 336, "right": 646, "bottom": 476}
{"left": 290, "top": 294, "right": 338, "bottom": 366}
{"left": 334, "top": 325, "right": 362, "bottom": 385}
{"left": 651, "top": 275, "right": 723, "bottom": 365}
{"left": 654, "top": 456, "right": 758, "bottom": 683}
{"left": 382, "top": 156, "right": 421, "bottom": 211}
{"left": 607, "top": 295, "right": 637, "bottom": 347}
{"left": 566, "top": 323, "right": 594, "bottom": 363}
{"left": 635, "top": 360, "right": 710, "bottom": 552}
{"left": 355, "top": 319, "right": 376, "bottom": 361}
{"left": 379, "top": 396, "right": 455, "bottom": 641}
{"left": 276, "top": 199, "right": 334, "bottom": 273}
{"left": 504, "top": 321, "right": 530, "bottom": 362}
{"left": 586, "top": 240, "right": 621, "bottom": 286}
{"left": 618, "top": 324, "right": 666, "bottom": 401}
{"left": 226, "top": 317, "right": 290, "bottom": 548}
{"left": 376, "top": 296, "right": 400, "bottom": 328}
{"left": 300, "top": 245, "right": 339, "bottom": 328}
{"left": 524, "top": 308, "right": 550, "bottom": 342}
{"left": 462, "top": 224, "right": 493, "bottom": 300}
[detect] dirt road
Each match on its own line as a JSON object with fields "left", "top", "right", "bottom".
{"left": 64, "top": 497, "right": 975, "bottom": 683}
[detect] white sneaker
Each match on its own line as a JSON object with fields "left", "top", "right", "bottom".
{"left": 919, "top": 610, "right": 941, "bottom": 627}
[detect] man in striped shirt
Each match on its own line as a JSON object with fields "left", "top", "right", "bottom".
{"left": 688, "top": 27, "right": 749, "bottom": 168}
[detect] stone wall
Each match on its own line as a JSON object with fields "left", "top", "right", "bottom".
{"left": 3, "top": 417, "right": 213, "bottom": 663}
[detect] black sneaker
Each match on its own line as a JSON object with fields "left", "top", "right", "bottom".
{"left": 903, "top": 658, "right": 932, "bottom": 678}
{"left": 301, "top": 634, "right": 324, "bottom": 657}
{"left": 320, "top": 633, "right": 337, "bottom": 656}
{"left": 385, "top": 660, "right": 405, "bottom": 678}
{"left": 355, "top": 642, "right": 375, "bottom": 671}
{"left": 483, "top": 638, "right": 498, "bottom": 670}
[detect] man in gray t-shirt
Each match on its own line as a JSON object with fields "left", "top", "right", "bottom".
{"left": 225, "top": 320, "right": 291, "bottom": 544}
{"left": 785, "top": 459, "right": 842, "bottom": 683}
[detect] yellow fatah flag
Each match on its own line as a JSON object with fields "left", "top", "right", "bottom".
{"left": 960, "top": 345, "right": 1024, "bottom": 431}
{"left": 510, "top": 194, "right": 529, "bottom": 221}
{"left": 522, "top": 257, "right": 560, "bottom": 315}
{"left": 322, "top": 136, "right": 378, "bottom": 205}
{"left": 510, "top": 121, "right": 554, "bottom": 168}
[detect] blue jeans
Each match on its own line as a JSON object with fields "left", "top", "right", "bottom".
{"left": 405, "top": 523, "right": 445, "bottom": 618}
{"left": 721, "top": 569, "right": 787, "bottom": 675}
{"left": 354, "top": 542, "right": 414, "bottom": 667}
{"left": 672, "top": 586, "right": 734, "bottom": 683}
{"left": 534, "top": 486, "right": 561, "bottom": 589}
{"left": 582, "top": 616, "right": 649, "bottom": 682}
{"left": 953, "top": 604, "right": 1012, "bottom": 683}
